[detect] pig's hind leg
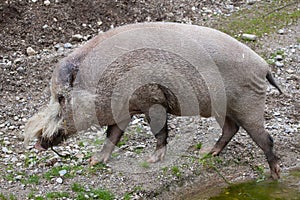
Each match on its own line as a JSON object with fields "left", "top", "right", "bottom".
{"left": 89, "top": 124, "right": 125, "bottom": 165}
{"left": 233, "top": 98, "right": 280, "bottom": 180}
{"left": 210, "top": 116, "right": 240, "bottom": 156}
{"left": 241, "top": 120, "right": 280, "bottom": 179}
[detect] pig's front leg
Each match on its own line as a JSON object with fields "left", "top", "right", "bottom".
{"left": 146, "top": 104, "right": 168, "bottom": 163}
{"left": 90, "top": 124, "right": 124, "bottom": 165}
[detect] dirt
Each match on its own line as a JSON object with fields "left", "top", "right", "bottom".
{"left": 0, "top": 0, "right": 299, "bottom": 200}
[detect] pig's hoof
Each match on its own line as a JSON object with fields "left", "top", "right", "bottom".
{"left": 209, "top": 148, "right": 221, "bottom": 156}
{"left": 89, "top": 153, "right": 110, "bottom": 165}
{"left": 147, "top": 146, "right": 166, "bottom": 163}
{"left": 270, "top": 164, "right": 281, "bottom": 180}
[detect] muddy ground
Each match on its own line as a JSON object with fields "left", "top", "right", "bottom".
{"left": 0, "top": 0, "right": 299, "bottom": 199}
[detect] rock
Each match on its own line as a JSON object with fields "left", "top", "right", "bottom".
{"left": 15, "top": 175, "right": 23, "bottom": 180}
{"left": 54, "top": 44, "right": 61, "bottom": 50}
{"left": 97, "top": 21, "right": 103, "bottom": 26}
{"left": 72, "top": 34, "right": 84, "bottom": 41}
{"left": 56, "top": 177, "right": 63, "bottom": 184}
{"left": 42, "top": 24, "right": 49, "bottom": 29}
{"left": 275, "top": 61, "right": 284, "bottom": 67}
{"left": 26, "top": 47, "right": 36, "bottom": 56}
{"left": 59, "top": 169, "right": 67, "bottom": 176}
{"left": 44, "top": 0, "right": 51, "bottom": 6}
{"left": 75, "top": 153, "right": 85, "bottom": 159}
{"left": 64, "top": 43, "right": 73, "bottom": 49}
{"left": 247, "top": 0, "right": 256, "bottom": 5}
{"left": 241, "top": 33, "right": 257, "bottom": 41}
{"left": 275, "top": 55, "right": 283, "bottom": 61}
{"left": 277, "top": 29, "right": 285, "bottom": 34}
{"left": 16, "top": 66, "right": 25, "bottom": 73}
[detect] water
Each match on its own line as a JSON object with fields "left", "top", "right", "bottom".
{"left": 188, "top": 169, "right": 300, "bottom": 200}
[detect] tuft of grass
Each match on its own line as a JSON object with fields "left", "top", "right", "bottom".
{"left": 123, "top": 193, "right": 131, "bottom": 200}
{"left": 46, "top": 191, "right": 70, "bottom": 199}
{"left": 171, "top": 166, "right": 182, "bottom": 178}
{"left": 0, "top": 193, "right": 17, "bottom": 200}
{"left": 24, "top": 174, "right": 40, "bottom": 185}
{"left": 87, "top": 163, "right": 107, "bottom": 174}
{"left": 43, "top": 165, "right": 83, "bottom": 180}
{"left": 92, "top": 188, "right": 115, "bottom": 200}
{"left": 71, "top": 183, "right": 86, "bottom": 193}
{"left": 117, "top": 134, "right": 129, "bottom": 147}
{"left": 194, "top": 142, "right": 203, "bottom": 150}
{"left": 139, "top": 161, "right": 150, "bottom": 168}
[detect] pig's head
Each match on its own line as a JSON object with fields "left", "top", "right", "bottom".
{"left": 24, "top": 60, "right": 79, "bottom": 150}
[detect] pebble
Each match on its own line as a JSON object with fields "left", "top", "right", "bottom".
{"left": 56, "top": 177, "right": 63, "bottom": 184}
{"left": 277, "top": 29, "right": 285, "bottom": 34}
{"left": 72, "top": 34, "right": 84, "bottom": 41}
{"left": 15, "top": 175, "right": 23, "bottom": 180}
{"left": 241, "top": 33, "right": 257, "bottom": 41}
{"left": 16, "top": 66, "right": 25, "bottom": 73}
{"left": 2, "top": 147, "right": 12, "bottom": 154}
{"left": 42, "top": 24, "right": 49, "bottom": 29}
{"left": 44, "top": 0, "right": 50, "bottom": 6}
{"left": 26, "top": 47, "right": 36, "bottom": 56}
{"left": 247, "top": 0, "right": 256, "bottom": 5}
{"left": 275, "top": 61, "right": 284, "bottom": 67}
{"left": 59, "top": 169, "right": 67, "bottom": 176}
{"left": 275, "top": 55, "right": 283, "bottom": 61}
{"left": 64, "top": 43, "right": 73, "bottom": 48}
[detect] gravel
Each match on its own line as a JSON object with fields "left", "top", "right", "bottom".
{"left": 0, "top": 1, "right": 299, "bottom": 199}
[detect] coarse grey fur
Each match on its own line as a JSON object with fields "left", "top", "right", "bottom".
{"left": 24, "top": 22, "right": 282, "bottom": 180}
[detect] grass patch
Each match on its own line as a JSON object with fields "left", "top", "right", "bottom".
{"left": 117, "top": 134, "right": 129, "bottom": 147}
{"left": 46, "top": 191, "right": 70, "bottom": 199}
{"left": 194, "top": 142, "right": 202, "bottom": 150}
{"left": 0, "top": 193, "right": 17, "bottom": 200}
{"left": 23, "top": 174, "right": 40, "bottom": 185}
{"left": 44, "top": 165, "right": 83, "bottom": 180}
{"left": 214, "top": 1, "right": 300, "bottom": 38}
{"left": 139, "top": 161, "right": 150, "bottom": 168}
{"left": 171, "top": 166, "right": 182, "bottom": 178}
{"left": 71, "top": 183, "right": 86, "bottom": 193}
{"left": 87, "top": 163, "right": 107, "bottom": 174}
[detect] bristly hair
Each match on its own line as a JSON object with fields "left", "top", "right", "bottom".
{"left": 24, "top": 102, "right": 63, "bottom": 147}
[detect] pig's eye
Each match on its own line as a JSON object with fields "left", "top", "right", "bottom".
{"left": 57, "top": 94, "right": 65, "bottom": 104}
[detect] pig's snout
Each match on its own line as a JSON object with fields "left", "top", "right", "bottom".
{"left": 35, "top": 129, "right": 67, "bottom": 150}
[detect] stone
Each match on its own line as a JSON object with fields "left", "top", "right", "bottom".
{"left": 56, "top": 177, "right": 63, "bottom": 184}
{"left": 59, "top": 169, "right": 67, "bottom": 176}
{"left": 26, "top": 47, "right": 36, "bottom": 56}
{"left": 72, "top": 34, "right": 84, "bottom": 41}
{"left": 64, "top": 43, "right": 73, "bottom": 49}
{"left": 241, "top": 33, "right": 257, "bottom": 41}
{"left": 275, "top": 61, "right": 284, "bottom": 67}
{"left": 44, "top": 0, "right": 50, "bottom": 6}
{"left": 277, "top": 29, "right": 285, "bottom": 34}
{"left": 275, "top": 55, "right": 283, "bottom": 61}
{"left": 247, "top": 0, "right": 256, "bottom": 5}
